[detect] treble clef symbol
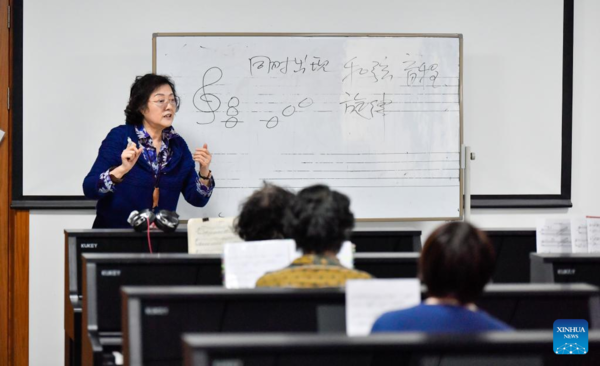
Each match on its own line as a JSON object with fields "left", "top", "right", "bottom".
{"left": 193, "top": 67, "right": 223, "bottom": 124}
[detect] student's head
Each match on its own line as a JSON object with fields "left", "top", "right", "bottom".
{"left": 124, "top": 74, "right": 180, "bottom": 127}
{"left": 285, "top": 185, "right": 354, "bottom": 255}
{"left": 235, "top": 183, "right": 295, "bottom": 241}
{"left": 420, "top": 222, "right": 496, "bottom": 305}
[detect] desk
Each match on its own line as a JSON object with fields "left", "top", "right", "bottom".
{"left": 120, "top": 283, "right": 600, "bottom": 366}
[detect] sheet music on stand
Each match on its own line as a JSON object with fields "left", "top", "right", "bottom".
{"left": 570, "top": 218, "right": 588, "bottom": 253}
{"left": 187, "top": 217, "right": 241, "bottom": 254}
{"left": 536, "top": 218, "right": 572, "bottom": 253}
{"left": 223, "top": 239, "right": 296, "bottom": 289}
{"left": 587, "top": 216, "right": 600, "bottom": 253}
{"left": 224, "top": 240, "right": 355, "bottom": 288}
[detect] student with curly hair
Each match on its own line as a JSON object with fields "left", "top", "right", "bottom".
{"left": 256, "top": 184, "right": 371, "bottom": 288}
{"left": 234, "top": 183, "right": 295, "bottom": 241}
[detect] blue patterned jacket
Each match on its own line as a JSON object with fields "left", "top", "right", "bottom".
{"left": 83, "top": 124, "right": 213, "bottom": 228}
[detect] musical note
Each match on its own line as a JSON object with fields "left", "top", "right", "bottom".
{"left": 193, "top": 67, "right": 223, "bottom": 124}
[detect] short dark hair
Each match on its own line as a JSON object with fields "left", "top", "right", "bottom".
{"left": 235, "top": 184, "right": 296, "bottom": 241}
{"left": 420, "top": 222, "right": 496, "bottom": 304}
{"left": 124, "top": 74, "right": 180, "bottom": 126}
{"left": 285, "top": 185, "right": 354, "bottom": 254}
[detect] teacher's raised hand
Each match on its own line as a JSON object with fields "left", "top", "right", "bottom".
{"left": 120, "top": 142, "right": 144, "bottom": 173}
{"left": 108, "top": 141, "right": 143, "bottom": 180}
{"left": 194, "top": 143, "right": 212, "bottom": 177}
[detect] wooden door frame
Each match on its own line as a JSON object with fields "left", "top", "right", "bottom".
{"left": 1, "top": 1, "right": 29, "bottom": 366}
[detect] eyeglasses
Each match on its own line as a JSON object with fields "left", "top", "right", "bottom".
{"left": 151, "top": 97, "right": 180, "bottom": 109}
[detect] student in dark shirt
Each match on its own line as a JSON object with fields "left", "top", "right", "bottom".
{"left": 372, "top": 221, "right": 512, "bottom": 333}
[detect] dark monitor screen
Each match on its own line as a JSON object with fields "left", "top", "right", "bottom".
{"left": 84, "top": 254, "right": 223, "bottom": 333}
{"left": 475, "top": 284, "right": 600, "bottom": 330}
{"left": 485, "top": 230, "right": 536, "bottom": 283}
{"left": 124, "top": 288, "right": 346, "bottom": 365}
{"left": 350, "top": 231, "right": 421, "bottom": 252}
{"left": 353, "top": 253, "right": 419, "bottom": 279}
{"left": 68, "top": 229, "right": 188, "bottom": 300}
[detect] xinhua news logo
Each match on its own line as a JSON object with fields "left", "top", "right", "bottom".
{"left": 554, "top": 319, "right": 588, "bottom": 355}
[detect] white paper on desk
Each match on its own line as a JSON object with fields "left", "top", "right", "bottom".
{"left": 587, "top": 216, "right": 600, "bottom": 253}
{"left": 345, "top": 279, "right": 420, "bottom": 336}
{"left": 570, "top": 218, "right": 588, "bottom": 253}
{"left": 187, "top": 217, "right": 241, "bottom": 254}
{"left": 224, "top": 239, "right": 295, "bottom": 289}
{"left": 536, "top": 218, "right": 572, "bottom": 253}
{"left": 291, "top": 241, "right": 354, "bottom": 269}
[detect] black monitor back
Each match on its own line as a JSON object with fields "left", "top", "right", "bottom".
{"left": 485, "top": 230, "right": 536, "bottom": 283}
{"left": 351, "top": 229, "right": 538, "bottom": 282}
{"left": 83, "top": 253, "right": 222, "bottom": 333}
{"left": 350, "top": 231, "right": 421, "bottom": 252}
{"left": 122, "top": 283, "right": 600, "bottom": 366}
{"left": 122, "top": 288, "right": 347, "bottom": 366}
{"left": 66, "top": 229, "right": 188, "bottom": 301}
{"left": 475, "top": 284, "right": 600, "bottom": 330}
{"left": 353, "top": 253, "right": 419, "bottom": 278}
{"left": 183, "top": 332, "right": 600, "bottom": 366}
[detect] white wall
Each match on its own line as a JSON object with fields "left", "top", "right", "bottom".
{"left": 28, "top": 1, "right": 600, "bottom": 365}
{"left": 29, "top": 211, "right": 95, "bottom": 366}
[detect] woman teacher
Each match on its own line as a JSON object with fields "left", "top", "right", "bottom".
{"left": 83, "top": 74, "right": 214, "bottom": 228}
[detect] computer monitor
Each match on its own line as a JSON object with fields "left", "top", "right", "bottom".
{"left": 353, "top": 253, "right": 419, "bottom": 278}
{"left": 122, "top": 287, "right": 347, "bottom": 366}
{"left": 66, "top": 229, "right": 189, "bottom": 302}
{"left": 350, "top": 231, "right": 421, "bottom": 252}
{"left": 81, "top": 253, "right": 222, "bottom": 366}
{"left": 485, "top": 229, "right": 536, "bottom": 283}
{"left": 475, "top": 283, "right": 600, "bottom": 330}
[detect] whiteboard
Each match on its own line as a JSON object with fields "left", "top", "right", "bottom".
{"left": 154, "top": 34, "right": 462, "bottom": 220}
